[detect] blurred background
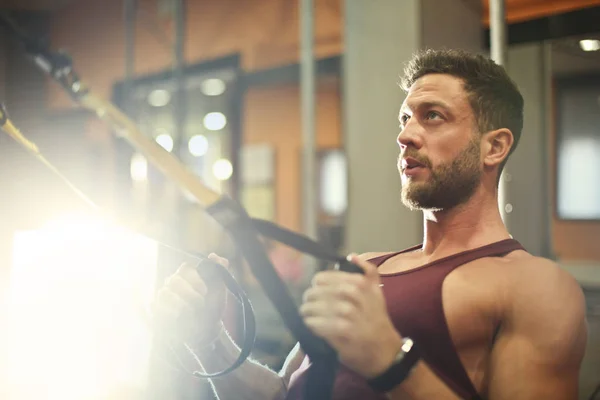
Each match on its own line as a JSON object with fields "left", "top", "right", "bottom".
{"left": 0, "top": 0, "right": 599, "bottom": 399}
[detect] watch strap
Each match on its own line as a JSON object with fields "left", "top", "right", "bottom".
{"left": 367, "top": 337, "right": 420, "bottom": 393}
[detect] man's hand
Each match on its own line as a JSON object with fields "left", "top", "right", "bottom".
{"left": 300, "top": 253, "right": 403, "bottom": 378}
{"left": 151, "top": 253, "right": 230, "bottom": 345}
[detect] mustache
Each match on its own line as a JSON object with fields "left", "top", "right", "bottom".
{"left": 398, "top": 151, "right": 432, "bottom": 168}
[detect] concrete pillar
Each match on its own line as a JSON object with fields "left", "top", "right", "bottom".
{"left": 343, "top": 0, "right": 483, "bottom": 253}
{"left": 505, "top": 43, "right": 552, "bottom": 257}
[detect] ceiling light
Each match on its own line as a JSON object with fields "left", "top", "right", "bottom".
{"left": 579, "top": 39, "right": 600, "bottom": 52}
{"left": 188, "top": 134, "right": 208, "bottom": 157}
{"left": 155, "top": 133, "right": 174, "bottom": 152}
{"left": 147, "top": 89, "right": 171, "bottom": 107}
{"left": 203, "top": 112, "right": 227, "bottom": 131}
{"left": 213, "top": 159, "right": 233, "bottom": 181}
{"left": 200, "top": 78, "right": 226, "bottom": 96}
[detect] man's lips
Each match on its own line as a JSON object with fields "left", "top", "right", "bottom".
{"left": 401, "top": 157, "right": 425, "bottom": 171}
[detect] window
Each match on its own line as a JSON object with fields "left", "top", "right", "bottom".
{"left": 555, "top": 76, "right": 600, "bottom": 220}
{"left": 113, "top": 56, "right": 241, "bottom": 219}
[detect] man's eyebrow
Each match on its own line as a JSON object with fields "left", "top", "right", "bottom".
{"left": 398, "top": 100, "right": 451, "bottom": 121}
{"left": 416, "top": 100, "right": 451, "bottom": 111}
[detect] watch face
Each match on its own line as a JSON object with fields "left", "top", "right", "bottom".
{"left": 401, "top": 338, "right": 414, "bottom": 353}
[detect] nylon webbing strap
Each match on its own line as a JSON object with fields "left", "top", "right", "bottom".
{"left": 207, "top": 196, "right": 364, "bottom": 400}
{"left": 207, "top": 196, "right": 335, "bottom": 358}
{"left": 250, "top": 218, "right": 363, "bottom": 274}
{"left": 192, "top": 260, "right": 256, "bottom": 378}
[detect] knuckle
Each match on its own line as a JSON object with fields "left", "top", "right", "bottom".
{"left": 313, "top": 271, "right": 336, "bottom": 286}
{"left": 341, "top": 284, "right": 359, "bottom": 299}
{"left": 155, "top": 287, "right": 174, "bottom": 306}
{"left": 337, "top": 302, "right": 354, "bottom": 318}
{"left": 311, "top": 272, "right": 324, "bottom": 286}
{"left": 299, "top": 303, "right": 310, "bottom": 317}
{"left": 179, "top": 264, "right": 201, "bottom": 281}
{"left": 177, "top": 262, "right": 195, "bottom": 275}
{"left": 156, "top": 292, "right": 183, "bottom": 317}
{"left": 302, "top": 288, "right": 312, "bottom": 303}
{"left": 168, "top": 274, "right": 186, "bottom": 290}
{"left": 354, "top": 276, "right": 369, "bottom": 291}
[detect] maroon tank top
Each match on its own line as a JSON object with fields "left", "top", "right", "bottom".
{"left": 285, "top": 239, "right": 525, "bottom": 400}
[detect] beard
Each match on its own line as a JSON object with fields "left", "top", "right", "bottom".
{"left": 400, "top": 138, "right": 482, "bottom": 211}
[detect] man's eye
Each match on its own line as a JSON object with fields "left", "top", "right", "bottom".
{"left": 400, "top": 114, "right": 410, "bottom": 124}
{"left": 426, "top": 111, "right": 442, "bottom": 120}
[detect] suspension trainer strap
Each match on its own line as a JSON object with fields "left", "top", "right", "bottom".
{"left": 0, "top": 13, "right": 364, "bottom": 399}
{"left": 192, "top": 259, "right": 256, "bottom": 378}
{"left": 207, "top": 196, "right": 334, "bottom": 357}
{"left": 207, "top": 196, "right": 364, "bottom": 400}
{"left": 250, "top": 218, "right": 362, "bottom": 274}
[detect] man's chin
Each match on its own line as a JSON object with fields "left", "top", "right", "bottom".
{"left": 401, "top": 191, "right": 426, "bottom": 211}
{"left": 401, "top": 187, "right": 444, "bottom": 212}
{"left": 401, "top": 197, "right": 444, "bottom": 212}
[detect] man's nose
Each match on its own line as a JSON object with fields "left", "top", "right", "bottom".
{"left": 397, "top": 120, "right": 423, "bottom": 149}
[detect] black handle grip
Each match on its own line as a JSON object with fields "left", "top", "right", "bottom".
{"left": 335, "top": 259, "right": 364, "bottom": 274}
{"left": 195, "top": 258, "right": 225, "bottom": 285}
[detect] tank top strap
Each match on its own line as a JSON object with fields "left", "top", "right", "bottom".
{"left": 368, "top": 244, "right": 423, "bottom": 267}
{"left": 438, "top": 238, "right": 525, "bottom": 269}
{"left": 369, "top": 239, "right": 523, "bottom": 269}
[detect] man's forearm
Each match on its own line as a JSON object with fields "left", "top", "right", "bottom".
{"left": 190, "top": 327, "right": 287, "bottom": 400}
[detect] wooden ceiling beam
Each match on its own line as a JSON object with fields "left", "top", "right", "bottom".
{"left": 482, "top": 0, "right": 600, "bottom": 24}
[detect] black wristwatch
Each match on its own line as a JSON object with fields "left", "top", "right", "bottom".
{"left": 367, "top": 337, "right": 420, "bottom": 393}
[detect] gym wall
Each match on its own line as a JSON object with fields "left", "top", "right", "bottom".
{"left": 40, "top": 0, "right": 600, "bottom": 262}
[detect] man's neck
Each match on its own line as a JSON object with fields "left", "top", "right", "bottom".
{"left": 420, "top": 188, "right": 511, "bottom": 257}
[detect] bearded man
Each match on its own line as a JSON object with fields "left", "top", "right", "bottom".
{"left": 153, "top": 49, "right": 588, "bottom": 400}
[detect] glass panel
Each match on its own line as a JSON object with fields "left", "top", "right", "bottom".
{"left": 556, "top": 80, "right": 600, "bottom": 220}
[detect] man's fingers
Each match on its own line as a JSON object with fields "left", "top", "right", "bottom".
{"left": 208, "top": 253, "right": 229, "bottom": 268}
{"left": 302, "top": 285, "right": 363, "bottom": 309}
{"left": 177, "top": 263, "right": 208, "bottom": 297}
{"left": 166, "top": 274, "right": 206, "bottom": 313}
{"left": 154, "top": 288, "right": 191, "bottom": 321}
{"left": 312, "top": 270, "right": 364, "bottom": 287}
{"left": 346, "top": 253, "right": 380, "bottom": 282}
{"left": 300, "top": 296, "right": 356, "bottom": 319}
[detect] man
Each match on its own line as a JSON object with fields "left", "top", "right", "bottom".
{"left": 153, "top": 49, "right": 588, "bottom": 400}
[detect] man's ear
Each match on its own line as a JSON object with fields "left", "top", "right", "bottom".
{"left": 482, "top": 128, "right": 514, "bottom": 168}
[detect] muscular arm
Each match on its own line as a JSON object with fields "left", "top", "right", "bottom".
{"left": 384, "top": 258, "right": 587, "bottom": 400}
{"left": 191, "top": 327, "right": 305, "bottom": 400}
{"left": 486, "top": 259, "right": 588, "bottom": 399}
{"left": 351, "top": 254, "right": 587, "bottom": 400}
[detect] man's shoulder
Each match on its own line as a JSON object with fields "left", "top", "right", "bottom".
{"left": 499, "top": 254, "right": 588, "bottom": 370}
{"left": 505, "top": 254, "right": 581, "bottom": 292}
{"left": 503, "top": 254, "right": 586, "bottom": 324}
{"left": 470, "top": 253, "right": 585, "bottom": 323}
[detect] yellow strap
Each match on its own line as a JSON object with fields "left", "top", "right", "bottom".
{"left": 78, "top": 86, "right": 221, "bottom": 207}
{"left": 0, "top": 118, "right": 40, "bottom": 155}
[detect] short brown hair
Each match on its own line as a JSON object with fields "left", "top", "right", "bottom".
{"left": 400, "top": 49, "right": 524, "bottom": 176}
